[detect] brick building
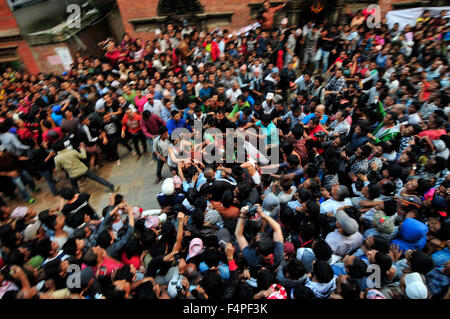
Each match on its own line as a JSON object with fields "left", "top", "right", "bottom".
{"left": 116, "top": 0, "right": 447, "bottom": 42}
{"left": 1, "top": 0, "right": 448, "bottom": 74}
{"left": 0, "top": 0, "right": 39, "bottom": 73}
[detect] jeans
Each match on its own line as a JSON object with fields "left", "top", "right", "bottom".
{"left": 12, "top": 170, "right": 36, "bottom": 201}
{"left": 39, "top": 169, "right": 58, "bottom": 195}
{"left": 156, "top": 158, "right": 167, "bottom": 179}
{"left": 147, "top": 137, "right": 156, "bottom": 160}
{"left": 314, "top": 48, "right": 330, "bottom": 74}
{"left": 128, "top": 132, "right": 148, "bottom": 156}
{"left": 106, "top": 133, "right": 120, "bottom": 161}
{"left": 70, "top": 169, "right": 114, "bottom": 193}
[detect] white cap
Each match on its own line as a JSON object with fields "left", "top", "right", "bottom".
{"left": 155, "top": 28, "right": 162, "bottom": 36}
{"left": 281, "top": 17, "right": 288, "bottom": 25}
{"left": 266, "top": 92, "right": 274, "bottom": 100}
{"left": 404, "top": 272, "right": 428, "bottom": 299}
{"left": 161, "top": 178, "right": 175, "bottom": 195}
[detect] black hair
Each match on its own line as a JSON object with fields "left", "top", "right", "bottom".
{"left": 409, "top": 251, "right": 434, "bottom": 274}
{"left": 256, "top": 268, "right": 274, "bottom": 290}
{"left": 380, "top": 180, "right": 396, "bottom": 196}
{"left": 134, "top": 281, "right": 156, "bottom": 299}
{"left": 59, "top": 187, "right": 76, "bottom": 200}
{"left": 280, "top": 205, "right": 295, "bottom": 226}
{"left": 305, "top": 200, "right": 320, "bottom": 221}
{"left": 200, "top": 269, "right": 223, "bottom": 299}
{"left": 234, "top": 282, "right": 255, "bottom": 299}
{"left": 124, "top": 237, "right": 141, "bottom": 259}
{"left": 374, "top": 252, "right": 392, "bottom": 274}
{"left": 346, "top": 257, "right": 368, "bottom": 278}
{"left": 35, "top": 237, "right": 52, "bottom": 259}
{"left": 203, "top": 248, "right": 221, "bottom": 268}
{"left": 371, "top": 236, "right": 390, "bottom": 254}
{"left": 113, "top": 265, "right": 134, "bottom": 282}
{"left": 340, "top": 276, "right": 361, "bottom": 299}
{"left": 284, "top": 259, "right": 306, "bottom": 280}
{"left": 257, "top": 233, "right": 274, "bottom": 256}
{"left": 313, "top": 240, "right": 332, "bottom": 261}
{"left": 96, "top": 231, "right": 112, "bottom": 249}
{"left": 62, "top": 238, "right": 77, "bottom": 256}
{"left": 292, "top": 285, "right": 316, "bottom": 299}
{"left": 286, "top": 154, "right": 300, "bottom": 167}
{"left": 313, "top": 260, "right": 334, "bottom": 283}
{"left": 298, "top": 188, "right": 312, "bottom": 203}
{"left": 191, "top": 208, "right": 205, "bottom": 229}
{"left": 104, "top": 283, "right": 126, "bottom": 300}
{"left": 142, "top": 110, "right": 151, "bottom": 118}
{"left": 367, "top": 184, "right": 381, "bottom": 200}
{"left": 383, "top": 199, "right": 397, "bottom": 217}
{"left": 82, "top": 248, "right": 98, "bottom": 267}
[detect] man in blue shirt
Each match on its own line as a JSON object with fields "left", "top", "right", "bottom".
{"left": 167, "top": 110, "right": 192, "bottom": 136}
{"left": 302, "top": 104, "right": 328, "bottom": 125}
{"left": 198, "top": 81, "right": 212, "bottom": 102}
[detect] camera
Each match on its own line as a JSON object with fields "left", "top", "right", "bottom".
{"left": 313, "top": 131, "right": 326, "bottom": 138}
{"left": 246, "top": 205, "right": 258, "bottom": 218}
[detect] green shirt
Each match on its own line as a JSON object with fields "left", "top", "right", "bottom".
{"left": 228, "top": 101, "right": 250, "bottom": 119}
{"left": 123, "top": 90, "right": 137, "bottom": 105}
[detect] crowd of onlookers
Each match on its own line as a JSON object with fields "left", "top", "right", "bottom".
{"left": 0, "top": 6, "right": 449, "bottom": 299}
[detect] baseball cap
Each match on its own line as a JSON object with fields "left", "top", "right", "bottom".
{"left": 262, "top": 193, "right": 280, "bottom": 218}
{"left": 172, "top": 175, "right": 182, "bottom": 189}
{"left": 267, "top": 284, "right": 287, "bottom": 299}
{"left": 144, "top": 215, "right": 160, "bottom": 229}
{"left": 11, "top": 206, "right": 28, "bottom": 219}
{"left": 366, "top": 289, "right": 387, "bottom": 299}
{"left": 336, "top": 210, "right": 359, "bottom": 235}
{"left": 161, "top": 178, "right": 175, "bottom": 195}
{"left": 431, "top": 195, "right": 447, "bottom": 217}
{"left": 132, "top": 206, "right": 143, "bottom": 220}
{"left": 284, "top": 242, "right": 295, "bottom": 257}
{"left": 266, "top": 92, "right": 274, "bottom": 100}
{"left": 23, "top": 220, "right": 42, "bottom": 241}
{"left": 216, "top": 228, "right": 232, "bottom": 244}
{"left": 373, "top": 210, "right": 395, "bottom": 234}
{"left": 404, "top": 272, "right": 428, "bottom": 299}
{"left": 52, "top": 104, "right": 62, "bottom": 112}
{"left": 189, "top": 238, "right": 204, "bottom": 258}
{"left": 400, "top": 195, "right": 422, "bottom": 210}
{"left": 272, "top": 67, "right": 279, "bottom": 74}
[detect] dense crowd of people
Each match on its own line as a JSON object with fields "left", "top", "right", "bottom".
{"left": 0, "top": 4, "right": 449, "bottom": 299}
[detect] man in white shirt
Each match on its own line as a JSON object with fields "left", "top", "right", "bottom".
{"left": 225, "top": 81, "right": 242, "bottom": 105}
{"left": 325, "top": 209, "right": 363, "bottom": 257}
{"left": 320, "top": 184, "right": 352, "bottom": 216}
{"left": 143, "top": 95, "right": 163, "bottom": 118}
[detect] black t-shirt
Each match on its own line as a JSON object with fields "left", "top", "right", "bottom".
{"left": 321, "top": 33, "right": 336, "bottom": 52}
{"left": 215, "top": 118, "right": 235, "bottom": 133}
{"left": 105, "top": 100, "right": 120, "bottom": 114}
{"left": 175, "top": 94, "right": 189, "bottom": 110}
{"left": 0, "top": 152, "right": 21, "bottom": 172}
{"left": 61, "top": 193, "right": 97, "bottom": 229}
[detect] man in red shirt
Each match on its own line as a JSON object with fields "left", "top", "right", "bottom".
{"left": 305, "top": 117, "right": 327, "bottom": 154}
{"left": 418, "top": 112, "right": 446, "bottom": 140}
{"left": 121, "top": 108, "right": 148, "bottom": 160}
{"left": 202, "top": 34, "right": 220, "bottom": 63}
{"left": 140, "top": 110, "right": 166, "bottom": 161}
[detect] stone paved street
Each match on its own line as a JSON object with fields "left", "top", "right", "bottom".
{"left": 7, "top": 146, "right": 170, "bottom": 214}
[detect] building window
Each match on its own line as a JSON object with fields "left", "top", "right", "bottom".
{"left": 7, "top": 0, "right": 44, "bottom": 11}
{"left": 157, "top": 0, "right": 204, "bottom": 16}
